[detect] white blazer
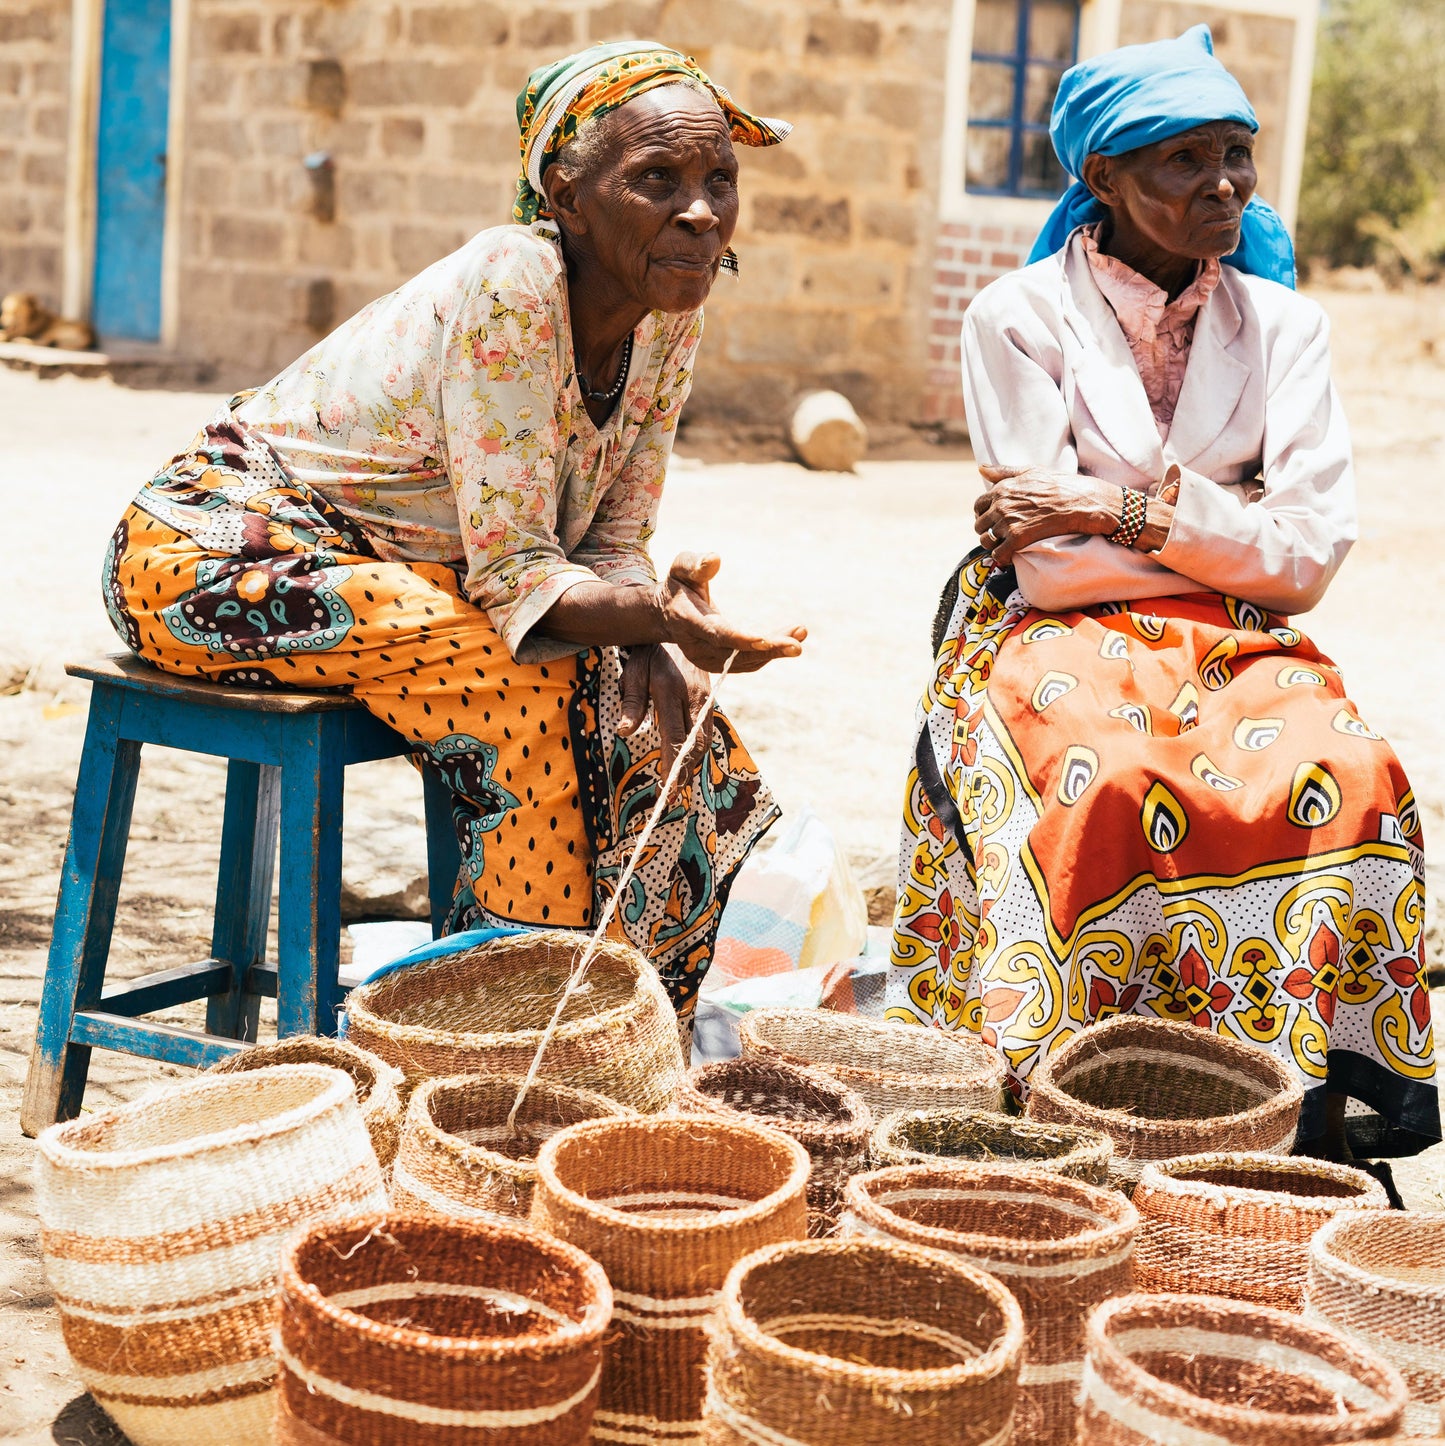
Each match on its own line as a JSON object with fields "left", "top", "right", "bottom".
{"left": 960, "top": 231, "right": 1356, "bottom": 615}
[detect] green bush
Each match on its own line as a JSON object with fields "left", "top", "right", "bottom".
{"left": 1299, "top": 0, "right": 1445, "bottom": 273}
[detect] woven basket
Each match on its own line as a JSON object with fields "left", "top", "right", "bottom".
{"left": 1307, "top": 1211, "right": 1445, "bottom": 1438}
{"left": 737, "top": 1008, "right": 1004, "bottom": 1116}
{"left": 1079, "top": 1293, "right": 1407, "bottom": 1445}
{"left": 842, "top": 1162, "right": 1137, "bottom": 1445}
{"left": 1133, "top": 1152, "right": 1390, "bottom": 1311}
{"left": 870, "top": 1105, "right": 1114, "bottom": 1186}
{"left": 344, "top": 929, "right": 685, "bottom": 1112}
{"left": 703, "top": 1236, "right": 1024, "bottom": 1446}
{"left": 391, "top": 1073, "right": 632, "bottom": 1221}
{"left": 274, "top": 1211, "right": 612, "bottom": 1444}
{"left": 1026, "top": 1017, "right": 1303, "bottom": 1191}
{"left": 209, "top": 1034, "right": 405, "bottom": 1171}
{"left": 35, "top": 1064, "right": 387, "bottom": 1446}
{"left": 531, "top": 1115, "right": 809, "bottom": 1444}
{"left": 675, "top": 1058, "right": 872, "bottom": 1235}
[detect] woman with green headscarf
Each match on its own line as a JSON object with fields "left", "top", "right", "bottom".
{"left": 101, "top": 42, "right": 804, "bottom": 1024}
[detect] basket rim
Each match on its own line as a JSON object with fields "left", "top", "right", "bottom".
{"left": 1135, "top": 1151, "right": 1390, "bottom": 1213}
{"left": 677, "top": 1058, "right": 873, "bottom": 1139}
{"left": 740, "top": 1008, "right": 1001, "bottom": 1089}
{"left": 846, "top": 1162, "right": 1139, "bottom": 1261}
{"left": 280, "top": 1211, "right": 613, "bottom": 1361}
{"left": 871, "top": 1106, "right": 1113, "bottom": 1161}
{"left": 535, "top": 1115, "right": 810, "bottom": 1237}
{"left": 1086, "top": 1291, "right": 1408, "bottom": 1431}
{"left": 346, "top": 931, "right": 654, "bottom": 1050}
{"left": 403, "top": 1073, "right": 631, "bottom": 1176}
{"left": 1028, "top": 1017, "right": 1303, "bottom": 1137}
{"left": 719, "top": 1237, "right": 1025, "bottom": 1392}
{"left": 38, "top": 1063, "right": 355, "bottom": 1171}
{"left": 1309, "top": 1209, "right": 1445, "bottom": 1306}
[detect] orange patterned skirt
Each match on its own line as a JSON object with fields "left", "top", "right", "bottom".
{"left": 889, "top": 556, "right": 1437, "bottom": 1146}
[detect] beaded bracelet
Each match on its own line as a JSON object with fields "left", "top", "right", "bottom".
{"left": 1106, "top": 486, "right": 1147, "bottom": 548}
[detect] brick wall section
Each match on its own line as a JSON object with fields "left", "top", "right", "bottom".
{"left": 174, "top": 0, "right": 955, "bottom": 423}
{"left": 0, "top": 0, "right": 70, "bottom": 304}
{"left": 923, "top": 217, "right": 1037, "bottom": 425}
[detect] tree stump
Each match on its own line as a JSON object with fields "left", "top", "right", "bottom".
{"left": 790, "top": 390, "right": 867, "bottom": 472}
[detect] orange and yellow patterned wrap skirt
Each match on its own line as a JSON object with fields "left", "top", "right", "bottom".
{"left": 888, "top": 555, "right": 1438, "bottom": 1145}
{"left": 103, "top": 408, "right": 777, "bottom": 1018}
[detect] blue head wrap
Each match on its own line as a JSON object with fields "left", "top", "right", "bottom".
{"left": 1027, "top": 24, "right": 1296, "bottom": 287}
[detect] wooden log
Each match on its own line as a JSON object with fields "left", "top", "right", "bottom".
{"left": 790, "top": 389, "right": 867, "bottom": 472}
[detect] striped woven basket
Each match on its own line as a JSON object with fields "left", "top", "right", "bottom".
{"left": 531, "top": 1114, "right": 809, "bottom": 1445}
{"left": 1307, "top": 1211, "right": 1445, "bottom": 1438}
{"left": 391, "top": 1073, "right": 632, "bottom": 1221}
{"left": 841, "top": 1162, "right": 1137, "bottom": 1445}
{"left": 1078, "top": 1293, "right": 1407, "bottom": 1446}
{"left": 344, "top": 929, "right": 685, "bottom": 1112}
{"left": 737, "top": 1008, "right": 1004, "bottom": 1116}
{"left": 1133, "top": 1152, "right": 1389, "bottom": 1311}
{"left": 674, "top": 1058, "right": 872, "bottom": 1235}
{"left": 702, "top": 1237, "right": 1024, "bottom": 1446}
{"left": 35, "top": 1064, "right": 387, "bottom": 1446}
{"left": 209, "top": 1034, "right": 405, "bottom": 1172}
{"left": 1025, "top": 1017, "right": 1303, "bottom": 1192}
{"left": 274, "top": 1212, "right": 612, "bottom": 1444}
{"left": 870, "top": 1106, "right": 1114, "bottom": 1186}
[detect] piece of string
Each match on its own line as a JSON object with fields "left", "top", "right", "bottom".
{"left": 506, "top": 650, "right": 739, "bottom": 1130}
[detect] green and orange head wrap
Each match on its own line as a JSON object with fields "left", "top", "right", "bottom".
{"left": 513, "top": 40, "right": 791, "bottom": 269}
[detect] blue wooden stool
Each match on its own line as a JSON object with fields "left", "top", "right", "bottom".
{"left": 21, "top": 653, "right": 462, "bottom": 1135}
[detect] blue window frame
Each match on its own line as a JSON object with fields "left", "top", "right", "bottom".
{"left": 966, "top": 0, "right": 1080, "bottom": 198}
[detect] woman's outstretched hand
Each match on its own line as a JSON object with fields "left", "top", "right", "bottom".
{"left": 974, "top": 465, "right": 1118, "bottom": 565}
{"left": 655, "top": 552, "right": 807, "bottom": 674}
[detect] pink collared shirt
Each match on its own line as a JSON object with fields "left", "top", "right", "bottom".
{"left": 1080, "top": 225, "right": 1221, "bottom": 438}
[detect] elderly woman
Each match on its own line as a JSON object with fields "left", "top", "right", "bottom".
{"left": 889, "top": 26, "right": 1437, "bottom": 1156}
{"left": 103, "top": 42, "right": 805, "bottom": 1022}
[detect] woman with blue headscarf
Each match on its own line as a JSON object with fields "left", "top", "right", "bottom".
{"left": 889, "top": 26, "right": 1436, "bottom": 1162}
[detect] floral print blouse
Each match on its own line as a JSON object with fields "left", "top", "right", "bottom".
{"left": 235, "top": 224, "right": 701, "bottom": 661}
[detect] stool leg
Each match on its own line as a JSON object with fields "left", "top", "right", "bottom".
{"left": 421, "top": 759, "right": 462, "bottom": 939}
{"left": 22, "top": 687, "right": 141, "bottom": 1135}
{"left": 277, "top": 716, "right": 344, "bottom": 1037}
{"left": 206, "top": 760, "right": 280, "bottom": 1042}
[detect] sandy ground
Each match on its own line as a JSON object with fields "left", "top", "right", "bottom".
{"left": 1, "top": 284, "right": 1443, "bottom": 1441}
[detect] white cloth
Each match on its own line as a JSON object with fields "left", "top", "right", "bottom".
{"left": 960, "top": 230, "right": 1357, "bottom": 615}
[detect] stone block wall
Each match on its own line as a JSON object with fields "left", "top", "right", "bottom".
{"left": 173, "top": 0, "right": 955, "bottom": 422}
{"left": 0, "top": 0, "right": 70, "bottom": 304}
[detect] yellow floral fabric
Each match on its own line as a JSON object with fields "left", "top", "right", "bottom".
{"left": 235, "top": 224, "right": 701, "bottom": 661}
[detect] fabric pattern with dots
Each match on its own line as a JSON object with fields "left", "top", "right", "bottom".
{"left": 103, "top": 409, "right": 778, "bottom": 1018}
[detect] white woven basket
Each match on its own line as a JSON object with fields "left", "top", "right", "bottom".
{"left": 35, "top": 1063, "right": 388, "bottom": 1445}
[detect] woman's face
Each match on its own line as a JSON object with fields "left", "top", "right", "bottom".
{"left": 1087, "top": 120, "right": 1258, "bottom": 261}
{"left": 549, "top": 86, "right": 740, "bottom": 313}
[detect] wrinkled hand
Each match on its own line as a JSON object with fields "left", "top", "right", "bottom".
{"left": 974, "top": 465, "right": 1115, "bottom": 566}
{"left": 656, "top": 552, "right": 807, "bottom": 674}
{"left": 617, "top": 643, "right": 715, "bottom": 782}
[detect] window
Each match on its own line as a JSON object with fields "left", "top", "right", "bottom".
{"left": 965, "top": 0, "right": 1080, "bottom": 198}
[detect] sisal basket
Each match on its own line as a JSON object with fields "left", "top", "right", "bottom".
{"left": 1079, "top": 1292, "right": 1407, "bottom": 1445}
{"left": 870, "top": 1105, "right": 1114, "bottom": 1185}
{"left": 737, "top": 1007, "right": 1004, "bottom": 1116}
{"left": 1133, "top": 1152, "right": 1389, "bottom": 1311}
{"left": 35, "top": 1064, "right": 387, "bottom": 1446}
{"left": 703, "top": 1236, "right": 1024, "bottom": 1446}
{"left": 675, "top": 1057, "right": 872, "bottom": 1235}
{"left": 209, "top": 1033, "right": 404, "bottom": 1171}
{"left": 344, "top": 929, "right": 685, "bottom": 1111}
{"left": 1307, "top": 1211, "right": 1445, "bottom": 1438}
{"left": 274, "top": 1211, "right": 612, "bottom": 1444}
{"left": 1026, "top": 1017, "right": 1303, "bottom": 1191}
{"left": 531, "top": 1115, "right": 809, "bottom": 1444}
{"left": 842, "top": 1162, "right": 1137, "bottom": 1445}
{"left": 391, "top": 1073, "right": 632, "bottom": 1221}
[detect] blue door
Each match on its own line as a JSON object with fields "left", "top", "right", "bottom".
{"left": 92, "top": 0, "right": 171, "bottom": 341}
